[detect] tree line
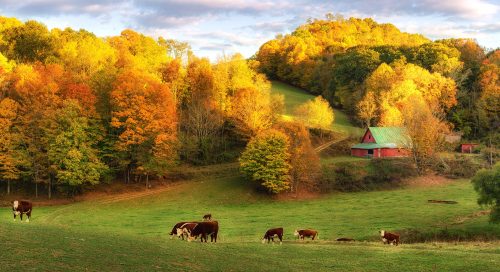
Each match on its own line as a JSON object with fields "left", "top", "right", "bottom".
{"left": 0, "top": 16, "right": 331, "bottom": 196}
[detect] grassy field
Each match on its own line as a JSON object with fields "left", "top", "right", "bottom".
{"left": 271, "top": 81, "right": 364, "bottom": 136}
{"left": 1, "top": 172, "right": 499, "bottom": 271}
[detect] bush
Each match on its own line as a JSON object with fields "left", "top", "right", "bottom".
{"left": 320, "top": 158, "right": 416, "bottom": 192}
{"left": 471, "top": 163, "right": 500, "bottom": 223}
{"left": 435, "top": 155, "right": 483, "bottom": 178}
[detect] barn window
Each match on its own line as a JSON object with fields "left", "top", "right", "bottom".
{"left": 368, "top": 149, "right": 373, "bottom": 155}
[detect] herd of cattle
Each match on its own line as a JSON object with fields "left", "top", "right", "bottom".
{"left": 10, "top": 200, "right": 401, "bottom": 245}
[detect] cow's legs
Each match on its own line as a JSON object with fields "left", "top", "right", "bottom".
{"left": 13, "top": 212, "right": 16, "bottom": 221}
{"left": 26, "top": 210, "right": 31, "bottom": 222}
{"left": 20, "top": 213, "right": 23, "bottom": 222}
{"left": 278, "top": 234, "right": 283, "bottom": 245}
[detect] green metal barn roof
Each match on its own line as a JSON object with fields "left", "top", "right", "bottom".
{"left": 352, "top": 127, "right": 410, "bottom": 149}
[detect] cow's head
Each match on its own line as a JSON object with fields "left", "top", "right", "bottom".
{"left": 12, "top": 200, "right": 19, "bottom": 210}
{"left": 379, "top": 230, "right": 385, "bottom": 237}
{"left": 176, "top": 228, "right": 184, "bottom": 237}
{"left": 293, "top": 230, "right": 299, "bottom": 237}
{"left": 261, "top": 238, "right": 266, "bottom": 244}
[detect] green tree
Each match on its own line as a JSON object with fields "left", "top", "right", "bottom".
{"left": 48, "top": 100, "right": 108, "bottom": 194}
{"left": 239, "top": 129, "right": 291, "bottom": 194}
{"left": 471, "top": 163, "right": 500, "bottom": 223}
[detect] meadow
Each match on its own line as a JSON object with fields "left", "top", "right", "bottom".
{"left": 1, "top": 171, "right": 499, "bottom": 271}
{"left": 270, "top": 81, "right": 364, "bottom": 137}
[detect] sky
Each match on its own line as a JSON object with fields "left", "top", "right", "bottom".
{"left": 0, "top": 0, "right": 499, "bottom": 60}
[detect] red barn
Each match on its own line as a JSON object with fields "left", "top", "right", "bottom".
{"left": 351, "top": 127, "right": 410, "bottom": 158}
{"left": 461, "top": 143, "right": 479, "bottom": 153}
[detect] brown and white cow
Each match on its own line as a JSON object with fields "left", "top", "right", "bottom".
{"left": 262, "top": 227, "right": 283, "bottom": 244}
{"left": 203, "top": 213, "right": 212, "bottom": 221}
{"left": 176, "top": 222, "right": 199, "bottom": 240}
{"left": 379, "top": 230, "right": 400, "bottom": 246}
{"left": 12, "top": 200, "right": 32, "bottom": 222}
{"left": 188, "top": 221, "right": 219, "bottom": 243}
{"left": 294, "top": 229, "right": 318, "bottom": 240}
{"left": 170, "top": 222, "right": 189, "bottom": 239}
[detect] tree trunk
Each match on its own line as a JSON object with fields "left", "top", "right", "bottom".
{"left": 35, "top": 183, "right": 38, "bottom": 198}
{"left": 146, "top": 174, "right": 149, "bottom": 189}
{"left": 48, "top": 174, "right": 52, "bottom": 199}
{"left": 7, "top": 180, "right": 10, "bottom": 195}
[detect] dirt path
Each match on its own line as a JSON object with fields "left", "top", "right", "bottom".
{"left": 314, "top": 136, "right": 348, "bottom": 153}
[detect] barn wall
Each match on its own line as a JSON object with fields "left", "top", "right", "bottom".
{"left": 461, "top": 144, "right": 479, "bottom": 153}
{"left": 362, "top": 130, "right": 376, "bottom": 143}
{"left": 351, "top": 149, "right": 368, "bottom": 157}
{"left": 380, "top": 148, "right": 409, "bottom": 157}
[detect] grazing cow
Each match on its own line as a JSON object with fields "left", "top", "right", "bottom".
{"left": 203, "top": 213, "right": 212, "bottom": 221}
{"left": 294, "top": 229, "right": 318, "bottom": 240}
{"left": 379, "top": 230, "right": 400, "bottom": 246}
{"left": 170, "top": 222, "right": 189, "bottom": 239}
{"left": 177, "top": 222, "right": 199, "bottom": 240}
{"left": 12, "top": 200, "right": 32, "bottom": 222}
{"left": 336, "top": 237, "right": 355, "bottom": 242}
{"left": 262, "top": 227, "right": 283, "bottom": 244}
{"left": 188, "top": 221, "right": 219, "bottom": 243}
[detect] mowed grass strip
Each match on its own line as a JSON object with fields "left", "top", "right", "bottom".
{"left": 1, "top": 175, "right": 499, "bottom": 271}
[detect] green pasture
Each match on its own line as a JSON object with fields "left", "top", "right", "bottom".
{"left": 270, "top": 81, "right": 364, "bottom": 136}
{"left": 1, "top": 174, "right": 499, "bottom": 271}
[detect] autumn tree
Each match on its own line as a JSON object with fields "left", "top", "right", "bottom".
{"left": 401, "top": 94, "right": 449, "bottom": 173}
{"left": 110, "top": 69, "right": 177, "bottom": 184}
{"left": 277, "top": 121, "right": 321, "bottom": 192}
{"left": 294, "top": 96, "right": 334, "bottom": 133}
{"left": 239, "top": 129, "right": 291, "bottom": 194}
{"left": 230, "top": 87, "right": 273, "bottom": 138}
{"left": 0, "top": 98, "right": 20, "bottom": 194}
{"left": 12, "top": 63, "right": 63, "bottom": 198}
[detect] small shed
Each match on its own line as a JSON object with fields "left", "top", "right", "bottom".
{"left": 461, "top": 143, "right": 479, "bottom": 153}
{"left": 351, "top": 127, "right": 410, "bottom": 158}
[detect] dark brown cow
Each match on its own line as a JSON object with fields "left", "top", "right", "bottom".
{"left": 203, "top": 213, "right": 212, "bottom": 221}
{"left": 262, "top": 227, "right": 283, "bottom": 244}
{"left": 177, "top": 222, "right": 199, "bottom": 240}
{"left": 379, "top": 230, "right": 400, "bottom": 245}
{"left": 170, "top": 222, "right": 189, "bottom": 239}
{"left": 294, "top": 229, "right": 318, "bottom": 240}
{"left": 12, "top": 200, "right": 32, "bottom": 222}
{"left": 189, "top": 221, "right": 219, "bottom": 243}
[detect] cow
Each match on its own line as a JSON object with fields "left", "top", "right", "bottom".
{"left": 188, "top": 221, "right": 219, "bottom": 243}
{"left": 12, "top": 200, "right": 32, "bottom": 222}
{"left": 169, "top": 222, "right": 189, "bottom": 239}
{"left": 379, "top": 230, "right": 400, "bottom": 246}
{"left": 176, "top": 222, "right": 199, "bottom": 240}
{"left": 262, "top": 227, "right": 283, "bottom": 244}
{"left": 203, "top": 213, "right": 212, "bottom": 221}
{"left": 294, "top": 229, "right": 318, "bottom": 240}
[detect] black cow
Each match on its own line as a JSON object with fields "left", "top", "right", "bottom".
{"left": 262, "top": 227, "right": 283, "bottom": 244}
{"left": 189, "top": 221, "right": 219, "bottom": 243}
{"left": 12, "top": 200, "right": 32, "bottom": 222}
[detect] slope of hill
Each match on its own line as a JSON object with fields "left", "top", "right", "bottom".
{"left": 270, "top": 81, "right": 364, "bottom": 137}
{"left": 1, "top": 173, "right": 499, "bottom": 271}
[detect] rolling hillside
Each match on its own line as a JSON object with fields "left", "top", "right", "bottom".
{"left": 270, "top": 81, "right": 364, "bottom": 137}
